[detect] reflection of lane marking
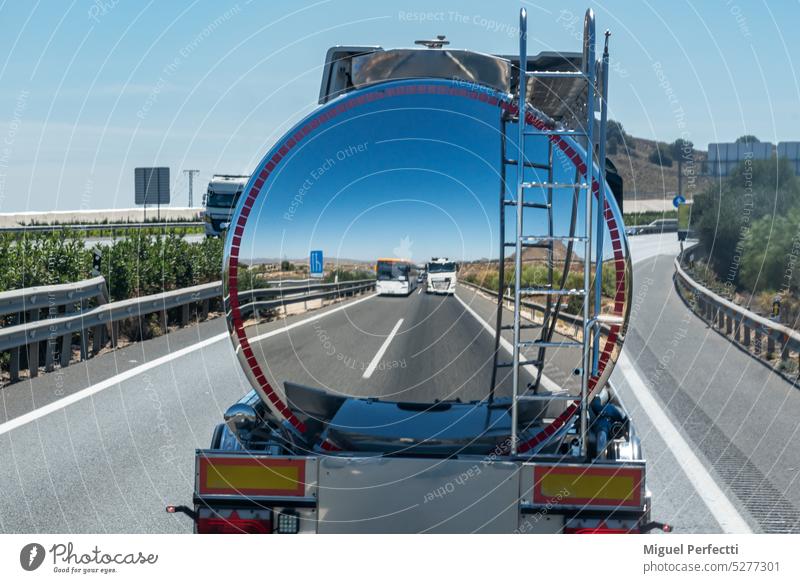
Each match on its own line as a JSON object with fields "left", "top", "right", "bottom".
{"left": 249, "top": 292, "right": 377, "bottom": 344}
{"left": 617, "top": 352, "right": 752, "bottom": 533}
{"left": 363, "top": 318, "right": 404, "bottom": 379}
{"left": 0, "top": 293, "right": 379, "bottom": 435}
{"left": 453, "top": 291, "right": 561, "bottom": 393}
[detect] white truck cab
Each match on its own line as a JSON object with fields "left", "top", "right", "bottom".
{"left": 203, "top": 174, "right": 249, "bottom": 237}
{"left": 426, "top": 257, "right": 457, "bottom": 295}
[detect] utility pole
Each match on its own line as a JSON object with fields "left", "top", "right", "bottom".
{"left": 183, "top": 169, "right": 200, "bottom": 207}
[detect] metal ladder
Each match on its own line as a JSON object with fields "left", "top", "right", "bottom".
{"left": 491, "top": 8, "right": 610, "bottom": 456}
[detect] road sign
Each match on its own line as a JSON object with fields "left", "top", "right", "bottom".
{"left": 310, "top": 250, "right": 324, "bottom": 278}
{"left": 135, "top": 167, "right": 170, "bottom": 205}
{"left": 672, "top": 194, "right": 686, "bottom": 208}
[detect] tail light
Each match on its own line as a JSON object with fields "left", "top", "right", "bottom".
{"left": 564, "top": 526, "right": 635, "bottom": 534}
{"left": 196, "top": 509, "right": 272, "bottom": 534}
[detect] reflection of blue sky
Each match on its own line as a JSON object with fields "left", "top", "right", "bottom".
{"left": 236, "top": 79, "right": 621, "bottom": 266}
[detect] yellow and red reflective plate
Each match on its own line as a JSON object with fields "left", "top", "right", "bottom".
{"left": 198, "top": 456, "right": 306, "bottom": 497}
{"left": 532, "top": 464, "right": 643, "bottom": 509}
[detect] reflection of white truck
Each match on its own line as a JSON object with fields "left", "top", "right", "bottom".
{"left": 203, "top": 175, "right": 249, "bottom": 237}
{"left": 426, "top": 257, "right": 457, "bottom": 295}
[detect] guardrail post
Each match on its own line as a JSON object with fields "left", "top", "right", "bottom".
{"left": 79, "top": 326, "right": 88, "bottom": 361}
{"left": 111, "top": 321, "right": 120, "bottom": 348}
{"left": 26, "top": 309, "right": 40, "bottom": 378}
{"left": 180, "top": 303, "right": 190, "bottom": 327}
{"left": 92, "top": 324, "right": 105, "bottom": 356}
{"left": 45, "top": 335, "right": 56, "bottom": 372}
{"left": 159, "top": 309, "right": 168, "bottom": 334}
{"left": 743, "top": 323, "right": 751, "bottom": 347}
{"left": 60, "top": 304, "right": 74, "bottom": 368}
{"left": 200, "top": 298, "right": 209, "bottom": 320}
{"left": 9, "top": 312, "right": 21, "bottom": 382}
{"left": 780, "top": 333, "right": 789, "bottom": 363}
{"left": 767, "top": 333, "right": 775, "bottom": 360}
{"left": 725, "top": 311, "right": 732, "bottom": 335}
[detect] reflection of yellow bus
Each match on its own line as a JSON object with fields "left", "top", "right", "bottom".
{"left": 375, "top": 258, "right": 418, "bottom": 296}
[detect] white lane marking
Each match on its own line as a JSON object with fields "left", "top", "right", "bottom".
{"left": 417, "top": 288, "right": 422, "bottom": 295}
{"left": 617, "top": 352, "right": 752, "bottom": 533}
{"left": 363, "top": 318, "right": 404, "bottom": 379}
{"left": 249, "top": 292, "right": 377, "bottom": 344}
{"left": 0, "top": 293, "right": 378, "bottom": 435}
{"left": 454, "top": 292, "right": 561, "bottom": 393}
{"left": 0, "top": 333, "right": 227, "bottom": 437}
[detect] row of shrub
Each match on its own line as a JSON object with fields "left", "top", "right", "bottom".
{"left": 0, "top": 230, "right": 223, "bottom": 302}
{"left": 463, "top": 262, "right": 618, "bottom": 315}
{"left": 691, "top": 157, "right": 800, "bottom": 296}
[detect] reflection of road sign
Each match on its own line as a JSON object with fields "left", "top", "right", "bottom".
{"left": 310, "top": 250, "right": 323, "bottom": 278}
{"left": 134, "top": 167, "right": 170, "bottom": 205}
{"left": 672, "top": 194, "right": 685, "bottom": 208}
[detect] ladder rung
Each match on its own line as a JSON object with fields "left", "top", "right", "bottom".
{"left": 591, "top": 314, "right": 626, "bottom": 326}
{"left": 503, "top": 199, "right": 550, "bottom": 209}
{"left": 526, "top": 70, "right": 586, "bottom": 79}
{"left": 520, "top": 288, "right": 586, "bottom": 296}
{"left": 524, "top": 129, "right": 588, "bottom": 137}
{"left": 521, "top": 181, "right": 588, "bottom": 189}
{"left": 497, "top": 359, "right": 543, "bottom": 368}
{"left": 504, "top": 241, "right": 549, "bottom": 249}
{"left": 520, "top": 235, "right": 587, "bottom": 243}
{"left": 517, "top": 393, "right": 581, "bottom": 401}
{"left": 503, "top": 158, "right": 550, "bottom": 170}
{"left": 518, "top": 340, "right": 582, "bottom": 348}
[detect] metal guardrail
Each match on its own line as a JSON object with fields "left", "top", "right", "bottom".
{"left": 0, "top": 277, "right": 375, "bottom": 384}
{"left": 0, "top": 222, "right": 204, "bottom": 233}
{"left": 237, "top": 280, "right": 375, "bottom": 318}
{"left": 674, "top": 244, "right": 800, "bottom": 372}
{"left": 459, "top": 279, "right": 610, "bottom": 337}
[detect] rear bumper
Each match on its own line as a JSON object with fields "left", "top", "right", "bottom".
{"left": 192, "top": 451, "right": 647, "bottom": 533}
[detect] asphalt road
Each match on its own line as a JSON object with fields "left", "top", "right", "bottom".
{"left": 1, "top": 234, "right": 799, "bottom": 533}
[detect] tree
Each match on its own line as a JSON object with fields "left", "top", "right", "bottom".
{"left": 739, "top": 208, "right": 800, "bottom": 293}
{"left": 692, "top": 158, "right": 800, "bottom": 281}
{"left": 735, "top": 135, "right": 760, "bottom": 144}
{"left": 648, "top": 148, "right": 673, "bottom": 167}
{"left": 281, "top": 260, "right": 295, "bottom": 271}
{"left": 669, "top": 138, "right": 694, "bottom": 161}
{"left": 606, "top": 119, "right": 634, "bottom": 155}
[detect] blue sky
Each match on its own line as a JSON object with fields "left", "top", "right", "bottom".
{"left": 0, "top": 0, "right": 797, "bottom": 213}
{"left": 235, "top": 79, "right": 616, "bottom": 262}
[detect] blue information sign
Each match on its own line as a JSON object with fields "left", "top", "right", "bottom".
{"left": 310, "top": 250, "right": 324, "bottom": 278}
{"left": 673, "top": 194, "right": 686, "bottom": 208}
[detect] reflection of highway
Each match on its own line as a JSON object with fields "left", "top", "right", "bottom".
{"left": 250, "top": 285, "right": 558, "bottom": 405}
{"left": 2, "top": 235, "right": 799, "bottom": 533}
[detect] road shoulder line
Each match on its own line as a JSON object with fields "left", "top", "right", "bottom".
{"left": 617, "top": 351, "right": 753, "bottom": 533}
{"left": 0, "top": 293, "right": 378, "bottom": 435}
{"left": 453, "top": 290, "right": 561, "bottom": 393}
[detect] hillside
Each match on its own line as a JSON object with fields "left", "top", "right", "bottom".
{"left": 607, "top": 127, "right": 713, "bottom": 201}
